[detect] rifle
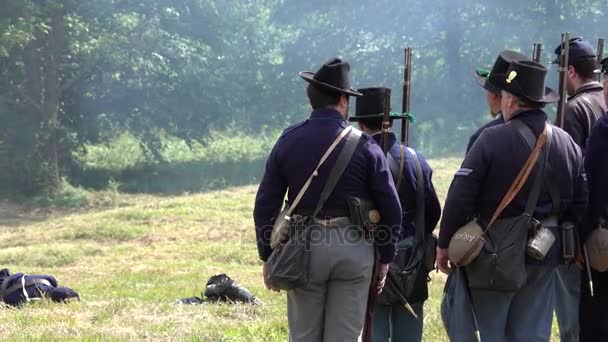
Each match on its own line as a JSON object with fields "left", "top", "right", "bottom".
{"left": 402, "top": 47, "right": 413, "bottom": 145}
{"left": 597, "top": 38, "right": 605, "bottom": 82}
{"left": 532, "top": 43, "right": 542, "bottom": 63}
{"left": 556, "top": 32, "right": 570, "bottom": 128}
{"left": 381, "top": 88, "right": 392, "bottom": 155}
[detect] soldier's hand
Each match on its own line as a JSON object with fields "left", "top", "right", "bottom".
{"left": 436, "top": 247, "right": 451, "bottom": 274}
{"left": 376, "top": 263, "right": 389, "bottom": 294}
{"left": 262, "top": 262, "right": 280, "bottom": 293}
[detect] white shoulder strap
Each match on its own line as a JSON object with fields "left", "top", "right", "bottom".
{"left": 284, "top": 126, "right": 354, "bottom": 218}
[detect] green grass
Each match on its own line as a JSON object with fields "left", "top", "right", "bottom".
{"left": 0, "top": 157, "right": 561, "bottom": 341}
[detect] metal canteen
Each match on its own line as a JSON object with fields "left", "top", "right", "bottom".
{"left": 526, "top": 226, "right": 556, "bottom": 260}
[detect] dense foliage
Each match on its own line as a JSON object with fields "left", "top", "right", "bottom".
{"left": 0, "top": 0, "right": 606, "bottom": 195}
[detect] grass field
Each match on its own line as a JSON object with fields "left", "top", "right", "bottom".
{"left": 0, "top": 157, "right": 561, "bottom": 341}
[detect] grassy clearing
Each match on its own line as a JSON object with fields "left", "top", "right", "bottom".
{"left": 0, "top": 157, "right": 561, "bottom": 341}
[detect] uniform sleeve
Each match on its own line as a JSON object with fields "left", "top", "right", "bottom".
{"left": 438, "top": 130, "right": 491, "bottom": 248}
{"left": 562, "top": 104, "right": 586, "bottom": 149}
{"left": 419, "top": 155, "right": 442, "bottom": 235}
{"left": 466, "top": 131, "right": 480, "bottom": 155}
{"left": 570, "top": 157, "right": 589, "bottom": 238}
{"left": 366, "top": 141, "right": 403, "bottom": 264}
{"left": 581, "top": 124, "right": 607, "bottom": 240}
{"left": 253, "top": 140, "right": 288, "bottom": 262}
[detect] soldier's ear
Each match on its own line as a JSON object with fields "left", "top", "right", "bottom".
{"left": 567, "top": 65, "right": 576, "bottom": 78}
{"left": 339, "top": 95, "right": 348, "bottom": 107}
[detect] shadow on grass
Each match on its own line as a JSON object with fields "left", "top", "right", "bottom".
{"left": 70, "top": 159, "right": 265, "bottom": 194}
{"left": 0, "top": 200, "right": 54, "bottom": 227}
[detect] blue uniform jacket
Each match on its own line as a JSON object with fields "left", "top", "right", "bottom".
{"left": 466, "top": 114, "right": 505, "bottom": 154}
{"left": 582, "top": 112, "right": 608, "bottom": 297}
{"left": 583, "top": 113, "right": 608, "bottom": 239}
{"left": 371, "top": 132, "right": 441, "bottom": 240}
{"left": 253, "top": 109, "right": 403, "bottom": 264}
{"left": 439, "top": 110, "right": 588, "bottom": 265}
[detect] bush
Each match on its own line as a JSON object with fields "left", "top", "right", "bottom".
{"left": 70, "top": 129, "right": 280, "bottom": 194}
{"left": 30, "top": 178, "right": 90, "bottom": 208}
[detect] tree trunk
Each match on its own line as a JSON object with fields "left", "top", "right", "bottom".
{"left": 40, "top": 5, "right": 67, "bottom": 190}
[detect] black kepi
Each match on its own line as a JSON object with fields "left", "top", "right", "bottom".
{"left": 493, "top": 60, "right": 560, "bottom": 103}
{"left": 299, "top": 58, "right": 363, "bottom": 97}
{"left": 598, "top": 56, "right": 608, "bottom": 74}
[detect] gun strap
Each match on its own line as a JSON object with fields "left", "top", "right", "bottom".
{"left": 312, "top": 128, "right": 362, "bottom": 217}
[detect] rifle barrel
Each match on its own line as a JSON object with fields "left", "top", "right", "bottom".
{"left": 597, "top": 38, "right": 605, "bottom": 82}
{"left": 533, "top": 43, "right": 542, "bottom": 63}
{"left": 556, "top": 32, "right": 570, "bottom": 128}
{"left": 401, "top": 48, "right": 412, "bottom": 146}
{"left": 382, "top": 88, "right": 391, "bottom": 155}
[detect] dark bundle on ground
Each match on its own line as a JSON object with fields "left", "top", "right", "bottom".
{"left": 175, "top": 274, "right": 262, "bottom": 305}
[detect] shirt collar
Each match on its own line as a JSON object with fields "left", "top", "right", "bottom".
{"left": 371, "top": 131, "right": 397, "bottom": 145}
{"left": 510, "top": 108, "right": 547, "bottom": 121}
{"left": 569, "top": 81, "right": 604, "bottom": 100}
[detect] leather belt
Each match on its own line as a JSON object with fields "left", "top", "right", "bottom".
{"left": 541, "top": 216, "right": 559, "bottom": 228}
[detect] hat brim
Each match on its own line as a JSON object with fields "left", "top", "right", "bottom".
{"left": 473, "top": 71, "right": 501, "bottom": 95}
{"left": 348, "top": 112, "right": 406, "bottom": 122}
{"left": 299, "top": 72, "right": 363, "bottom": 97}
{"left": 492, "top": 73, "right": 560, "bottom": 103}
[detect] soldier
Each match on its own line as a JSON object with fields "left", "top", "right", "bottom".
{"left": 467, "top": 51, "right": 528, "bottom": 153}
{"left": 437, "top": 57, "right": 588, "bottom": 341}
{"left": 553, "top": 37, "right": 607, "bottom": 150}
{"left": 253, "top": 58, "right": 403, "bottom": 341}
{"left": 552, "top": 37, "right": 607, "bottom": 342}
{"left": 349, "top": 88, "right": 442, "bottom": 342}
{"left": 579, "top": 56, "right": 608, "bottom": 342}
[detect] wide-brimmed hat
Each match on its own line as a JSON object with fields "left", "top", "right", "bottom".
{"left": 492, "top": 60, "right": 560, "bottom": 103}
{"left": 475, "top": 50, "right": 529, "bottom": 95}
{"left": 348, "top": 87, "right": 407, "bottom": 122}
{"left": 299, "top": 58, "right": 362, "bottom": 97}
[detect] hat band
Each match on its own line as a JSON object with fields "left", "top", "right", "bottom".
{"left": 354, "top": 112, "right": 416, "bottom": 123}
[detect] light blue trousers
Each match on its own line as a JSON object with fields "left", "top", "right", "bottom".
{"left": 554, "top": 263, "right": 581, "bottom": 342}
{"left": 441, "top": 265, "right": 556, "bottom": 342}
{"left": 372, "top": 302, "right": 424, "bottom": 342}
